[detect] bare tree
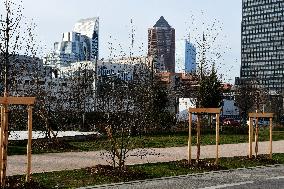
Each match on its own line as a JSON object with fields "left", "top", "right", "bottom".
{"left": 235, "top": 79, "right": 269, "bottom": 125}
{"left": 95, "top": 57, "right": 155, "bottom": 170}
{"left": 182, "top": 14, "right": 226, "bottom": 163}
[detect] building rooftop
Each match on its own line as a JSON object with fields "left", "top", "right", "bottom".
{"left": 153, "top": 16, "right": 171, "bottom": 28}
{"left": 76, "top": 17, "right": 99, "bottom": 23}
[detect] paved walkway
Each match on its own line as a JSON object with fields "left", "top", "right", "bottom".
{"left": 7, "top": 140, "right": 284, "bottom": 176}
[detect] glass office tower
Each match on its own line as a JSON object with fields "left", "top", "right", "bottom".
{"left": 175, "top": 39, "right": 196, "bottom": 73}
{"left": 237, "top": 0, "right": 284, "bottom": 92}
{"left": 74, "top": 17, "right": 99, "bottom": 60}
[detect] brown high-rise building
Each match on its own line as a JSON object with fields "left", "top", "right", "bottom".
{"left": 148, "top": 16, "right": 175, "bottom": 73}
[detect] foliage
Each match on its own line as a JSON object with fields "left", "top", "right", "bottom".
{"left": 0, "top": 0, "right": 98, "bottom": 140}
{"left": 235, "top": 82, "right": 270, "bottom": 125}
{"left": 184, "top": 18, "right": 226, "bottom": 163}
{"left": 198, "top": 64, "right": 222, "bottom": 108}
{"left": 0, "top": 1, "right": 41, "bottom": 186}
{"left": 151, "top": 82, "right": 169, "bottom": 113}
{"left": 95, "top": 56, "right": 154, "bottom": 169}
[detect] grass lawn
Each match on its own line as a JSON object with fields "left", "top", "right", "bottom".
{"left": 9, "top": 153, "right": 284, "bottom": 188}
{"left": 8, "top": 127, "right": 284, "bottom": 156}
{"left": 69, "top": 127, "right": 284, "bottom": 151}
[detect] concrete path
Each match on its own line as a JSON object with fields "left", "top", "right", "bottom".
{"left": 7, "top": 140, "right": 284, "bottom": 176}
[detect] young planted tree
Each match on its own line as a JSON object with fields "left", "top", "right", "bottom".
{"left": 198, "top": 64, "right": 222, "bottom": 108}
{"left": 194, "top": 64, "right": 222, "bottom": 162}
{"left": 96, "top": 59, "right": 154, "bottom": 170}
{"left": 0, "top": 0, "right": 42, "bottom": 185}
{"left": 184, "top": 14, "right": 226, "bottom": 163}
{"left": 0, "top": 0, "right": 63, "bottom": 142}
{"left": 235, "top": 80, "right": 269, "bottom": 126}
{"left": 93, "top": 20, "right": 167, "bottom": 169}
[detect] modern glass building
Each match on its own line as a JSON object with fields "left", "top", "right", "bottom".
{"left": 148, "top": 16, "right": 175, "bottom": 73}
{"left": 175, "top": 39, "right": 196, "bottom": 73}
{"left": 237, "top": 0, "right": 284, "bottom": 92}
{"left": 45, "top": 17, "right": 99, "bottom": 66}
{"left": 74, "top": 17, "right": 99, "bottom": 60}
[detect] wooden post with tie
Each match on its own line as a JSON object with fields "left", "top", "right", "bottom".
{"left": 215, "top": 113, "right": 220, "bottom": 164}
{"left": 26, "top": 105, "right": 33, "bottom": 182}
{"left": 188, "top": 108, "right": 220, "bottom": 165}
{"left": 188, "top": 113, "right": 192, "bottom": 164}
{"left": 248, "top": 112, "right": 273, "bottom": 159}
{"left": 0, "top": 96, "right": 35, "bottom": 186}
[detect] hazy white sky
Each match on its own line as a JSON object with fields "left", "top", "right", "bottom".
{"left": 2, "top": 0, "right": 242, "bottom": 83}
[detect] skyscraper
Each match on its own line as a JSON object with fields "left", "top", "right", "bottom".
{"left": 237, "top": 0, "right": 284, "bottom": 92}
{"left": 45, "top": 17, "right": 99, "bottom": 66}
{"left": 175, "top": 39, "right": 196, "bottom": 73}
{"left": 148, "top": 16, "right": 175, "bottom": 73}
{"left": 74, "top": 17, "right": 99, "bottom": 60}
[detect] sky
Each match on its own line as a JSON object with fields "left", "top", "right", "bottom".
{"left": 2, "top": 0, "right": 242, "bottom": 83}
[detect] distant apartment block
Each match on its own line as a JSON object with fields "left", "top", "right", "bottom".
{"left": 45, "top": 17, "right": 99, "bottom": 66}
{"left": 148, "top": 16, "right": 175, "bottom": 73}
{"left": 175, "top": 39, "right": 196, "bottom": 73}
{"left": 237, "top": 0, "right": 284, "bottom": 92}
{"left": 50, "top": 57, "right": 152, "bottom": 111}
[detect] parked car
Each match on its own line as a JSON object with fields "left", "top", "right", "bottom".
{"left": 257, "top": 120, "right": 270, "bottom": 126}
{"left": 246, "top": 119, "right": 270, "bottom": 127}
{"left": 222, "top": 118, "right": 240, "bottom": 126}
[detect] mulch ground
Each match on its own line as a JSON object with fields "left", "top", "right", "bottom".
{"left": 86, "top": 164, "right": 150, "bottom": 182}
{"left": 5, "top": 176, "right": 47, "bottom": 189}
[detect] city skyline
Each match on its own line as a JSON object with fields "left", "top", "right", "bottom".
{"left": 0, "top": 0, "right": 242, "bottom": 83}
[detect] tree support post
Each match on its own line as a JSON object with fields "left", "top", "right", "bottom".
{"left": 0, "top": 106, "right": 3, "bottom": 186}
{"left": 248, "top": 113, "right": 273, "bottom": 159}
{"left": 1, "top": 104, "right": 8, "bottom": 186}
{"left": 269, "top": 117, "right": 273, "bottom": 159}
{"left": 249, "top": 117, "right": 253, "bottom": 158}
{"left": 255, "top": 118, "right": 259, "bottom": 158}
{"left": 188, "top": 113, "right": 192, "bottom": 164}
{"left": 196, "top": 114, "right": 201, "bottom": 162}
{"left": 215, "top": 113, "right": 220, "bottom": 164}
{"left": 188, "top": 108, "right": 220, "bottom": 165}
{"left": 26, "top": 106, "right": 33, "bottom": 182}
{"left": 0, "top": 96, "right": 35, "bottom": 186}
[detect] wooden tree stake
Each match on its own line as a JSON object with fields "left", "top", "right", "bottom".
{"left": 215, "top": 113, "right": 220, "bottom": 164}
{"left": 0, "top": 106, "right": 3, "bottom": 185}
{"left": 269, "top": 117, "right": 273, "bottom": 159}
{"left": 1, "top": 104, "right": 8, "bottom": 186}
{"left": 188, "top": 113, "right": 192, "bottom": 164}
{"left": 26, "top": 106, "right": 33, "bottom": 182}
{"left": 249, "top": 117, "right": 253, "bottom": 158}
{"left": 188, "top": 108, "right": 220, "bottom": 165}
{"left": 196, "top": 114, "right": 201, "bottom": 162}
{"left": 255, "top": 118, "right": 259, "bottom": 158}
{"left": 0, "top": 96, "right": 35, "bottom": 186}
{"left": 248, "top": 113, "right": 273, "bottom": 159}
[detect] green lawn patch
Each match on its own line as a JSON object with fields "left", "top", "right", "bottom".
{"left": 70, "top": 129, "right": 284, "bottom": 151}
{"left": 7, "top": 153, "right": 284, "bottom": 188}
{"left": 7, "top": 127, "right": 284, "bottom": 156}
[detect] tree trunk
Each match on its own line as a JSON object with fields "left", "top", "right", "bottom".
{"left": 106, "top": 126, "right": 122, "bottom": 169}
